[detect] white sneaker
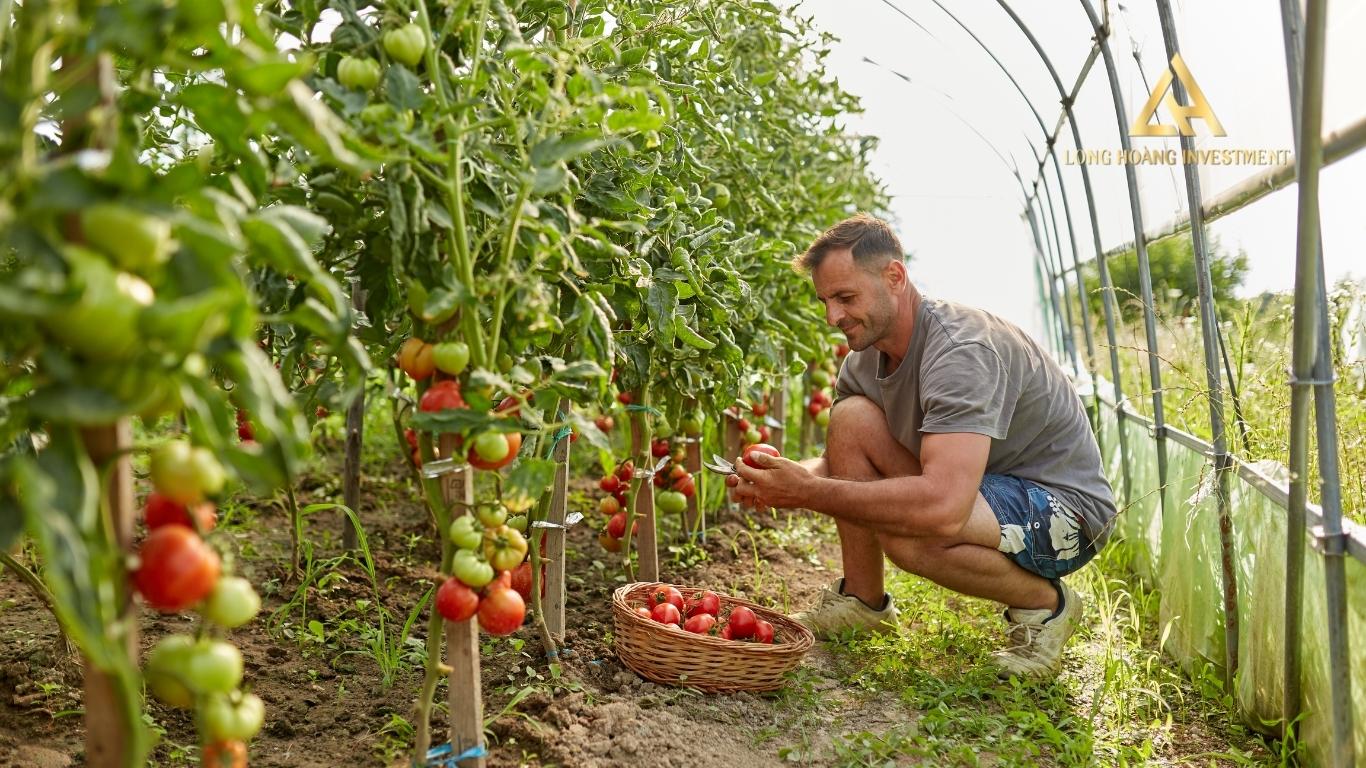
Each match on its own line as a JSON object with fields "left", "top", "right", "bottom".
{"left": 989, "top": 581, "right": 1082, "bottom": 680}
{"left": 791, "top": 578, "right": 899, "bottom": 640}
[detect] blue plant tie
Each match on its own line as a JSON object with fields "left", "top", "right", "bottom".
{"left": 425, "top": 743, "right": 488, "bottom": 766}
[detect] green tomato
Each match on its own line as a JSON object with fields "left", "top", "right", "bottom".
{"left": 452, "top": 549, "right": 494, "bottom": 588}
{"left": 201, "top": 576, "right": 261, "bottom": 629}
{"left": 150, "top": 441, "right": 225, "bottom": 504}
{"left": 473, "top": 432, "right": 510, "bottom": 463}
{"left": 383, "top": 24, "right": 427, "bottom": 67}
{"left": 811, "top": 368, "right": 833, "bottom": 388}
{"left": 496, "top": 353, "right": 515, "bottom": 373}
{"left": 744, "top": 427, "right": 762, "bottom": 444}
{"left": 200, "top": 692, "right": 265, "bottom": 742}
{"left": 448, "top": 516, "right": 483, "bottom": 550}
{"left": 432, "top": 341, "right": 470, "bottom": 376}
{"left": 656, "top": 490, "right": 687, "bottom": 515}
{"left": 709, "top": 183, "right": 732, "bottom": 208}
{"left": 337, "top": 56, "right": 382, "bottom": 90}
{"left": 680, "top": 414, "right": 704, "bottom": 437}
{"left": 814, "top": 407, "right": 831, "bottom": 427}
{"left": 79, "top": 204, "right": 174, "bottom": 272}
{"left": 144, "top": 635, "right": 196, "bottom": 709}
{"left": 42, "top": 247, "right": 151, "bottom": 361}
{"left": 506, "top": 514, "right": 528, "bottom": 533}
{"left": 476, "top": 503, "right": 508, "bottom": 528}
{"left": 183, "top": 640, "right": 243, "bottom": 695}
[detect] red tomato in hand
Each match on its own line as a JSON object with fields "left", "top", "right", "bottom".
{"left": 477, "top": 584, "right": 525, "bottom": 636}
{"left": 728, "top": 606, "right": 758, "bottom": 639}
{"left": 651, "top": 603, "right": 682, "bottom": 625}
{"left": 647, "top": 585, "right": 684, "bottom": 611}
{"left": 741, "top": 443, "right": 781, "bottom": 469}
{"left": 436, "top": 577, "right": 479, "bottom": 622}
{"left": 683, "top": 613, "right": 717, "bottom": 634}
{"left": 134, "top": 525, "right": 221, "bottom": 612}
{"left": 754, "top": 619, "right": 775, "bottom": 644}
{"left": 145, "top": 492, "right": 216, "bottom": 532}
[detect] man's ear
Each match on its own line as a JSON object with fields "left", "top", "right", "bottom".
{"left": 883, "top": 258, "right": 906, "bottom": 291}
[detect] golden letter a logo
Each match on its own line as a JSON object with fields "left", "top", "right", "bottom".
{"left": 1131, "top": 53, "right": 1226, "bottom": 137}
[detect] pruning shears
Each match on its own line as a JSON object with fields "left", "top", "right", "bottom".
{"left": 701, "top": 453, "right": 738, "bottom": 476}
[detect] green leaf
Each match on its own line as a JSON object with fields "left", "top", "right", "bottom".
{"left": 384, "top": 65, "right": 428, "bottom": 112}
{"left": 504, "top": 458, "right": 556, "bottom": 502}
{"left": 232, "top": 57, "right": 314, "bottom": 96}
{"left": 530, "top": 132, "right": 607, "bottom": 168}
{"left": 645, "top": 280, "right": 678, "bottom": 347}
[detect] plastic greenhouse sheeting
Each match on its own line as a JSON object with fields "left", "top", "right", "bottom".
{"left": 1093, "top": 397, "right": 1365, "bottom": 765}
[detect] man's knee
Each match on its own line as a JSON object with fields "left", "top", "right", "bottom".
{"left": 879, "top": 534, "right": 950, "bottom": 578}
{"left": 827, "top": 396, "right": 886, "bottom": 455}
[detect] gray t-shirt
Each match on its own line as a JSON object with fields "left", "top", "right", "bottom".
{"left": 834, "top": 297, "right": 1117, "bottom": 548}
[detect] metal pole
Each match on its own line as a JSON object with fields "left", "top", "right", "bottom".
{"left": 990, "top": 0, "right": 1134, "bottom": 510}
{"left": 1046, "top": 152, "right": 1103, "bottom": 416}
{"left": 1279, "top": 0, "right": 1354, "bottom": 760}
{"left": 1152, "top": 0, "right": 1239, "bottom": 687}
{"left": 1026, "top": 199, "right": 1067, "bottom": 358}
{"left": 1037, "top": 173, "right": 1078, "bottom": 367}
{"left": 1072, "top": 0, "right": 1166, "bottom": 521}
{"left": 1040, "top": 169, "right": 1082, "bottom": 375}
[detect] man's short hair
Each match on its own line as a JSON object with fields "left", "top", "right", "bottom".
{"left": 794, "top": 213, "right": 903, "bottom": 273}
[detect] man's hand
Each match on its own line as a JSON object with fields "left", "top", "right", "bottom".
{"left": 725, "top": 452, "right": 815, "bottom": 510}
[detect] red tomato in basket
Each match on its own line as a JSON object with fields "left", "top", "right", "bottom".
{"left": 651, "top": 603, "right": 682, "bottom": 626}
{"left": 683, "top": 614, "right": 717, "bottom": 635}
{"left": 647, "top": 585, "right": 684, "bottom": 612}
{"left": 728, "top": 606, "right": 758, "bottom": 639}
{"left": 754, "top": 619, "right": 775, "bottom": 644}
{"left": 635, "top": 606, "right": 652, "bottom": 619}
{"left": 686, "top": 590, "right": 720, "bottom": 618}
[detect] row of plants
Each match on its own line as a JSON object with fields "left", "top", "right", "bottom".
{"left": 1, "top": 0, "right": 881, "bottom": 765}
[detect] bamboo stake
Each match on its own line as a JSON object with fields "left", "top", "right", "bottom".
{"left": 544, "top": 398, "right": 570, "bottom": 638}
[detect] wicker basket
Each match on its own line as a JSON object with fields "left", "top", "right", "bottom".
{"left": 612, "top": 582, "right": 815, "bottom": 693}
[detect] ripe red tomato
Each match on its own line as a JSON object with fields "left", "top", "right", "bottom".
{"left": 672, "top": 475, "right": 695, "bottom": 498}
{"left": 468, "top": 431, "right": 521, "bottom": 471}
{"left": 613, "top": 488, "right": 630, "bottom": 507}
{"left": 133, "top": 525, "right": 221, "bottom": 612}
{"left": 202, "top": 740, "right": 247, "bottom": 768}
{"left": 617, "top": 391, "right": 634, "bottom": 405}
{"left": 477, "top": 584, "right": 525, "bottom": 636}
{"left": 509, "top": 561, "right": 543, "bottom": 602}
{"left": 599, "top": 474, "right": 620, "bottom": 494}
{"left": 615, "top": 461, "right": 634, "bottom": 483}
{"left": 754, "top": 619, "right": 775, "bottom": 644}
{"left": 736, "top": 418, "right": 751, "bottom": 432}
{"left": 752, "top": 402, "right": 769, "bottom": 418}
{"left": 741, "top": 443, "right": 781, "bottom": 468}
{"left": 594, "top": 415, "right": 614, "bottom": 432}
{"left": 404, "top": 428, "right": 419, "bottom": 449}
{"left": 719, "top": 624, "right": 734, "bottom": 640}
{"left": 652, "top": 471, "right": 668, "bottom": 489}
{"left": 669, "top": 464, "right": 689, "bottom": 481}
{"left": 687, "top": 590, "right": 721, "bottom": 618}
{"left": 398, "top": 338, "right": 435, "bottom": 380}
{"left": 728, "top": 606, "right": 758, "bottom": 639}
{"left": 651, "top": 603, "right": 682, "bottom": 625}
{"left": 436, "top": 577, "right": 479, "bottom": 622}
{"left": 145, "top": 492, "right": 216, "bottom": 532}
{"left": 836, "top": 342, "right": 850, "bottom": 357}
{"left": 651, "top": 439, "right": 670, "bottom": 457}
{"left": 606, "top": 512, "right": 627, "bottom": 539}
{"left": 683, "top": 614, "right": 717, "bottom": 634}
{"left": 757, "top": 426, "right": 771, "bottom": 444}
{"left": 647, "top": 585, "right": 684, "bottom": 611}
{"left": 420, "top": 380, "right": 466, "bottom": 413}
{"left": 634, "top": 606, "right": 652, "bottom": 619}
{"left": 807, "top": 400, "right": 823, "bottom": 417}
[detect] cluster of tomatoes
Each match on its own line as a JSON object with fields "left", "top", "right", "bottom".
{"left": 726, "top": 397, "right": 773, "bottom": 448}
{"left": 596, "top": 460, "right": 637, "bottom": 553}
{"left": 134, "top": 441, "right": 264, "bottom": 761}
{"left": 807, "top": 345, "right": 846, "bottom": 428}
{"left": 334, "top": 22, "right": 427, "bottom": 135}
{"left": 650, "top": 436, "right": 696, "bottom": 511}
{"left": 434, "top": 504, "right": 532, "bottom": 635}
{"left": 397, "top": 336, "right": 526, "bottom": 471}
{"left": 635, "top": 585, "right": 778, "bottom": 643}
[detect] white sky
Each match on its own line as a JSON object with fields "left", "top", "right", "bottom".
{"left": 789, "top": 0, "right": 1366, "bottom": 341}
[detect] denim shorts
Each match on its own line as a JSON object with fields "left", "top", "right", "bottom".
{"left": 979, "top": 474, "right": 1097, "bottom": 580}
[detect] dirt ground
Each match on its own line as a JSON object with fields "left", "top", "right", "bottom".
{"left": 0, "top": 447, "right": 1267, "bottom": 767}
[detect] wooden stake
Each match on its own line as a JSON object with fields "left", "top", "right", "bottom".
{"left": 544, "top": 399, "right": 570, "bottom": 639}
{"left": 342, "top": 288, "right": 366, "bottom": 550}
{"left": 80, "top": 421, "right": 137, "bottom": 768}
{"left": 771, "top": 385, "right": 787, "bottom": 456}
{"left": 438, "top": 437, "right": 483, "bottom": 768}
{"left": 629, "top": 404, "right": 658, "bottom": 582}
{"left": 684, "top": 438, "right": 702, "bottom": 539}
